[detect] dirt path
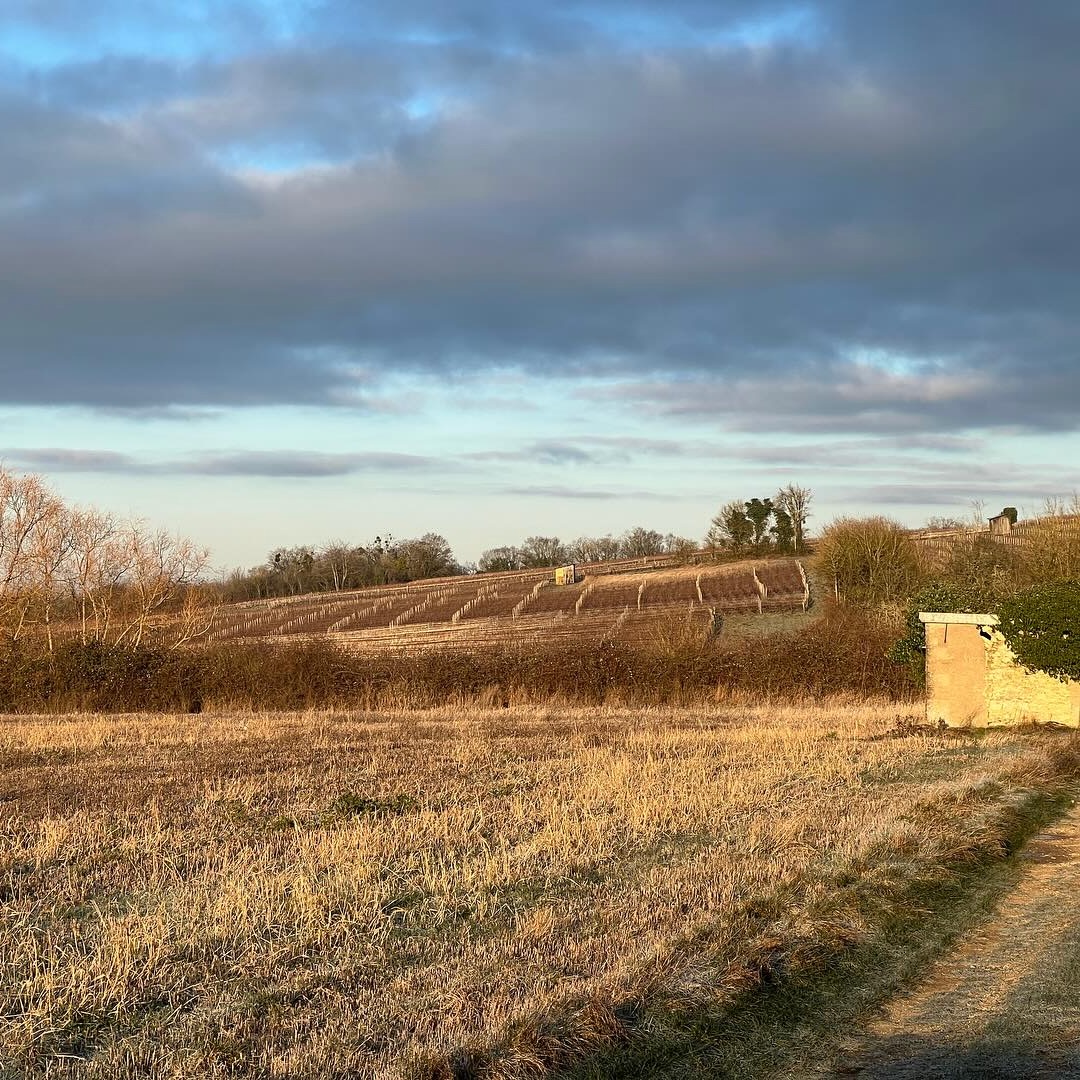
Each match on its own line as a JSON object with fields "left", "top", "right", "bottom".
{"left": 826, "top": 801, "right": 1080, "bottom": 1079}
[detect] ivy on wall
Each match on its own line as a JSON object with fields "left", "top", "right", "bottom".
{"left": 890, "top": 579, "right": 1080, "bottom": 685}
{"left": 889, "top": 582, "right": 996, "bottom": 685}
{"left": 998, "top": 581, "right": 1080, "bottom": 683}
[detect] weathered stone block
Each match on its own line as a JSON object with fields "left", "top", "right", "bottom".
{"left": 919, "top": 612, "right": 1080, "bottom": 728}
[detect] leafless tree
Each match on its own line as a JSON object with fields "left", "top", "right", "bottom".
{"left": 64, "top": 508, "right": 131, "bottom": 644}
{"left": 774, "top": 484, "right": 813, "bottom": 553}
{"left": 0, "top": 469, "right": 65, "bottom": 641}
{"left": 321, "top": 541, "right": 354, "bottom": 591}
{"left": 569, "top": 535, "right": 621, "bottom": 563}
{"left": 116, "top": 523, "right": 209, "bottom": 647}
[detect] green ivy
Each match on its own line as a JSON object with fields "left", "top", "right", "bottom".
{"left": 998, "top": 581, "right": 1080, "bottom": 683}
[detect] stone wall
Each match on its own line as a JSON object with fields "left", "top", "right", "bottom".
{"left": 920, "top": 612, "right": 1080, "bottom": 728}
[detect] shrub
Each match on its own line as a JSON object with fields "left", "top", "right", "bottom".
{"left": 937, "top": 532, "right": 1025, "bottom": 600}
{"left": 998, "top": 581, "right": 1080, "bottom": 682}
{"left": 815, "top": 517, "right": 922, "bottom": 606}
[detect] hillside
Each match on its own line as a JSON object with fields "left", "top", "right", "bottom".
{"left": 200, "top": 557, "right": 811, "bottom": 651}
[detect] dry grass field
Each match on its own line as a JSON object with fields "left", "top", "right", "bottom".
{"left": 2, "top": 704, "right": 1078, "bottom": 1079}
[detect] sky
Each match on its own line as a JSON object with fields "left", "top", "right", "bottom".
{"left": 1, "top": 0, "right": 1078, "bottom": 572}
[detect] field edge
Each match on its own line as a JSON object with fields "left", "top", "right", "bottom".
{"left": 414, "top": 736, "right": 1080, "bottom": 1080}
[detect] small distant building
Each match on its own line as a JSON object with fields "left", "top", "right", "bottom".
{"left": 919, "top": 612, "right": 1080, "bottom": 727}
{"left": 553, "top": 564, "right": 577, "bottom": 586}
{"left": 988, "top": 507, "right": 1018, "bottom": 535}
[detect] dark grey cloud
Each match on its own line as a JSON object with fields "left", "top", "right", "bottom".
{"left": 0, "top": 1, "right": 1077, "bottom": 434}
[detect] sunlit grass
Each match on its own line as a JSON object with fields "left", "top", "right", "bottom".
{"left": 0, "top": 703, "right": 1075, "bottom": 1077}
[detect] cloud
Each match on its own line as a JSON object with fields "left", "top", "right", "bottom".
{"left": 845, "top": 481, "right": 1078, "bottom": 512}
{"left": 733, "top": 435, "right": 984, "bottom": 467}
{"left": 0, "top": 2, "right": 1077, "bottom": 435}
{"left": 591, "top": 357, "right": 1080, "bottom": 435}
{"left": 1, "top": 448, "right": 445, "bottom": 477}
{"left": 184, "top": 450, "right": 443, "bottom": 477}
{"left": 468, "top": 440, "right": 611, "bottom": 465}
{"left": 498, "top": 484, "right": 681, "bottom": 500}
{"left": 2, "top": 448, "right": 140, "bottom": 472}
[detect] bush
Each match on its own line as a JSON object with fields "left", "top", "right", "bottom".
{"left": 815, "top": 517, "right": 922, "bottom": 606}
{"left": 998, "top": 581, "right": 1080, "bottom": 683}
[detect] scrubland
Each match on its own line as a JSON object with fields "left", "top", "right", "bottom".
{"left": 2, "top": 703, "right": 1078, "bottom": 1078}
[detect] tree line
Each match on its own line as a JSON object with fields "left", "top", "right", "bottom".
{"left": 478, "top": 527, "right": 697, "bottom": 572}
{"left": 222, "top": 525, "right": 699, "bottom": 599}
{"left": 220, "top": 533, "right": 461, "bottom": 601}
{"left": 2, "top": 460, "right": 820, "bottom": 642}
{"left": 0, "top": 466, "right": 208, "bottom": 652}
{"left": 177, "top": 489, "right": 820, "bottom": 604}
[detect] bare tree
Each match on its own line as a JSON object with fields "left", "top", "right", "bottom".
{"left": 0, "top": 465, "right": 214, "bottom": 651}
{"left": 168, "top": 584, "right": 220, "bottom": 649}
{"left": 116, "top": 523, "right": 209, "bottom": 647}
{"left": 25, "top": 501, "right": 76, "bottom": 653}
{"left": 478, "top": 546, "right": 523, "bottom": 572}
{"left": 520, "top": 536, "right": 568, "bottom": 568}
{"left": 0, "top": 469, "right": 65, "bottom": 641}
{"left": 663, "top": 534, "right": 699, "bottom": 562}
{"left": 774, "top": 484, "right": 813, "bottom": 553}
{"left": 569, "top": 535, "right": 621, "bottom": 563}
{"left": 321, "top": 541, "right": 354, "bottom": 591}
{"left": 620, "top": 526, "right": 666, "bottom": 557}
{"left": 64, "top": 508, "right": 131, "bottom": 644}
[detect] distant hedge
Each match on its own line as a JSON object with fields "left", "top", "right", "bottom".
{"left": 0, "top": 606, "right": 915, "bottom": 713}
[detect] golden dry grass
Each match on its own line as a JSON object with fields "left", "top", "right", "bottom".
{"left": 0, "top": 703, "right": 1075, "bottom": 1078}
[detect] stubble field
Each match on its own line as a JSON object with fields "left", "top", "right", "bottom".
{"left": 2, "top": 704, "right": 1078, "bottom": 1078}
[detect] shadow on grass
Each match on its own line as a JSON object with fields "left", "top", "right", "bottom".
{"left": 558, "top": 793, "right": 1076, "bottom": 1080}
{"left": 832, "top": 1034, "right": 1080, "bottom": 1079}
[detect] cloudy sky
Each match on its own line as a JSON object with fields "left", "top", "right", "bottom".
{"left": 2, "top": 1, "right": 1078, "bottom": 570}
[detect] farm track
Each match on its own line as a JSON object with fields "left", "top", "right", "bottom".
{"left": 819, "top": 801, "right": 1080, "bottom": 1079}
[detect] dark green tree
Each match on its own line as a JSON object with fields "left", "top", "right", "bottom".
{"left": 744, "top": 498, "right": 774, "bottom": 549}
{"left": 770, "top": 507, "right": 795, "bottom": 552}
{"left": 707, "top": 501, "right": 754, "bottom": 554}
